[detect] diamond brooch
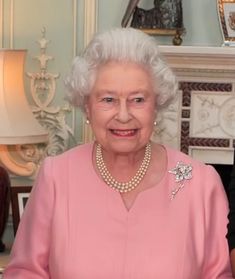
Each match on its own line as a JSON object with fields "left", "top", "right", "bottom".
{"left": 168, "top": 161, "right": 193, "bottom": 199}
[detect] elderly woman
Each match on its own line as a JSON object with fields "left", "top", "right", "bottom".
{"left": 4, "top": 28, "right": 232, "bottom": 278}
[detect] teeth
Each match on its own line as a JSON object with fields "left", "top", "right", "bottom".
{"left": 112, "top": 130, "right": 135, "bottom": 136}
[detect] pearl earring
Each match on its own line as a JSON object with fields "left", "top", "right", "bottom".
{"left": 86, "top": 119, "right": 90, "bottom": 125}
{"left": 154, "top": 121, "right": 157, "bottom": 126}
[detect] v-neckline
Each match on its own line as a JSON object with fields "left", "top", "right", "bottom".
{"left": 89, "top": 142, "right": 171, "bottom": 215}
{"left": 115, "top": 156, "right": 169, "bottom": 214}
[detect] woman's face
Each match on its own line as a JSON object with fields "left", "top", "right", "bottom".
{"left": 85, "top": 61, "right": 157, "bottom": 154}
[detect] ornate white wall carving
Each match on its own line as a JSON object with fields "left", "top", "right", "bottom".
{"left": 152, "top": 100, "right": 180, "bottom": 149}
{"left": 27, "top": 28, "right": 74, "bottom": 158}
{"left": 190, "top": 92, "right": 235, "bottom": 138}
{"left": 153, "top": 46, "right": 235, "bottom": 164}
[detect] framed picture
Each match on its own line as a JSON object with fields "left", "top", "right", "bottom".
{"left": 218, "top": 0, "right": 235, "bottom": 45}
{"left": 10, "top": 186, "right": 32, "bottom": 235}
{"left": 121, "top": 0, "right": 185, "bottom": 45}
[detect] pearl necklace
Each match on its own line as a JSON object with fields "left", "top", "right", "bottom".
{"left": 95, "top": 142, "right": 151, "bottom": 193}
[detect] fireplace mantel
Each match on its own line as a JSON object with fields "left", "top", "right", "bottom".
{"left": 153, "top": 46, "right": 235, "bottom": 165}
{"left": 159, "top": 46, "right": 235, "bottom": 77}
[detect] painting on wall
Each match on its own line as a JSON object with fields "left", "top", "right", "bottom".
{"left": 218, "top": 0, "right": 235, "bottom": 45}
{"left": 121, "top": 0, "right": 185, "bottom": 45}
{"left": 10, "top": 186, "right": 32, "bottom": 235}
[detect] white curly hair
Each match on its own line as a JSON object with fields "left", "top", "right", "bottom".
{"left": 64, "top": 27, "right": 177, "bottom": 112}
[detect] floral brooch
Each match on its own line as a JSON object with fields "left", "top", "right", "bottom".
{"left": 168, "top": 161, "right": 193, "bottom": 199}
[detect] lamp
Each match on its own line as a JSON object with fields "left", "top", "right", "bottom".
{"left": 0, "top": 49, "right": 48, "bottom": 176}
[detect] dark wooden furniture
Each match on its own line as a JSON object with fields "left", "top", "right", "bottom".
{"left": 0, "top": 167, "right": 10, "bottom": 252}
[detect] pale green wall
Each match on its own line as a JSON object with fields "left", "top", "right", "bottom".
{"left": 182, "top": 0, "right": 222, "bottom": 46}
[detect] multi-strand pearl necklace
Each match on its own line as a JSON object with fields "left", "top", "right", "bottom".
{"left": 95, "top": 142, "right": 152, "bottom": 193}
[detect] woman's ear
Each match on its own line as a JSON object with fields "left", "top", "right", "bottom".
{"left": 85, "top": 103, "right": 91, "bottom": 122}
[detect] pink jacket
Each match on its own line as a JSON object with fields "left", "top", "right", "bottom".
{"left": 3, "top": 143, "right": 233, "bottom": 278}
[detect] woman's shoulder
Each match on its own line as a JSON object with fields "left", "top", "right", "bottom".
{"left": 163, "top": 144, "right": 203, "bottom": 165}
{"left": 162, "top": 144, "right": 226, "bottom": 197}
{"left": 43, "top": 142, "right": 94, "bottom": 167}
{"left": 163, "top": 144, "right": 220, "bottom": 180}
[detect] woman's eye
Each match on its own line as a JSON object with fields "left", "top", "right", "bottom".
{"left": 102, "top": 97, "right": 114, "bottom": 103}
{"left": 133, "top": 97, "right": 145, "bottom": 103}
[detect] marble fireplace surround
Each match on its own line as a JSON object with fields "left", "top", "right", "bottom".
{"left": 154, "top": 45, "right": 235, "bottom": 166}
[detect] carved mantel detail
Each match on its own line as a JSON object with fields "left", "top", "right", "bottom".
{"left": 153, "top": 46, "right": 235, "bottom": 165}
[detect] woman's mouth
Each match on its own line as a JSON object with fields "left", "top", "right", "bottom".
{"left": 110, "top": 129, "right": 138, "bottom": 137}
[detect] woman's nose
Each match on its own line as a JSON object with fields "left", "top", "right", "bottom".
{"left": 115, "top": 101, "right": 132, "bottom": 122}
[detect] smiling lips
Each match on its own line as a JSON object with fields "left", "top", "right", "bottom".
{"left": 110, "top": 129, "right": 138, "bottom": 137}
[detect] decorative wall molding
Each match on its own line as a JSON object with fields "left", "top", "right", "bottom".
{"left": 10, "top": 0, "right": 14, "bottom": 48}
{"left": 153, "top": 46, "right": 235, "bottom": 165}
{"left": 27, "top": 28, "right": 74, "bottom": 159}
{"left": 180, "top": 81, "right": 233, "bottom": 149}
{"left": 70, "top": 0, "right": 78, "bottom": 134}
{"left": 82, "top": 0, "right": 98, "bottom": 143}
{"left": 73, "top": 0, "right": 77, "bottom": 57}
{"left": 84, "top": 0, "right": 98, "bottom": 46}
{"left": 0, "top": 0, "right": 14, "bottom": 48}
{"left": 0, "top": 0, "right": 3, "bottom": 47}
